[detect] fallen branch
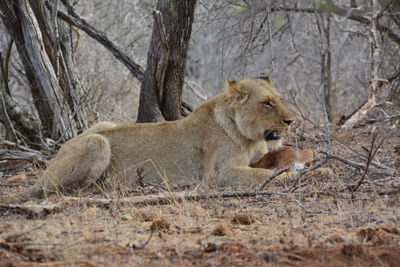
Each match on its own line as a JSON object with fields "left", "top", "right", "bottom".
{"left": 341, "top": 95, "right": 376, "bottom": 129}
{"left": 60, "top": 190, "right": 296, "bottom": 208}
{"left": 0, "top": 139, "right": 44, "bottom": 153}
{"left": 292, "top": 199, "right": 334, "bottom": 214}
{"left": 0, "top": 190, "right": 296, "bottom": 214}
{"left": 367, "top": 179, "right": 400, "bottom": 189}
{"left": 334, "top": 138, "right": 391, "bottom": 169}
{"left": 323, "top": 152, "right": 396, "bottom": 176}
{"left": 0, "top": 190, "right": 297, "bottom": 215}
{"left": 0, "top": 148, "right": 46, "bottom": 163}
{"left": 0, "top": 203, "right": 57, "bottom": 218}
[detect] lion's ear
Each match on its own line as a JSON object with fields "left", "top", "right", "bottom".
{"left": 254, "top": 73, "right": 272, "bottom": 85}
{"left": 225, "top": 79, "right": 249, "bottom": 106}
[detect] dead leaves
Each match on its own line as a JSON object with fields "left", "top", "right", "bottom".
{"left": 5, "top": 173, "right": 28, "bottom": 184}
{"left": 231, "top": 213, "right": 255, "bottom": 225}
{"left": 211, "top": 223, "right": 229, "bottom": 236}
{"left": 357, "top": 227, "right": 400, "bottom": 245}
{"left": 150, "top": 218, "right": 170, "bottom": 232}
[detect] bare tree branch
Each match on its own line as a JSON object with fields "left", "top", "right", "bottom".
{"left": 53, "top": 0, "right": 144, "bottom": 81}
{"left": 351, "top": 129, "right": 385, "bottom": 191}
{"left": 256, "top": 4, "right": 400, "bottom": 46}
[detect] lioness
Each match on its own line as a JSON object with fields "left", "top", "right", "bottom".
{"left": 4, "top": 75, "right": 295, "bottom": 203}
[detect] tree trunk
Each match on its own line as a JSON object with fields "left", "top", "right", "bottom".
{"left": 0, "top": 0, "right": 86, "bottom": 143}
{"left": 137, "top": 0, "right": 197, "bottom": 123}
{"left": 0, "top": 57, "right": 41, "bottom": 145}
{"left": 342, "top": 0, "right": 382, "bottom": 129}
{"left": 386, "top": 0, "right": 400, "bottom": 103}
{"left": 324, "top": 16, "right": 333, "bottom": 122}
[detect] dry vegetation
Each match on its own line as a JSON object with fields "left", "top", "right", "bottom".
{"left": 0, "top": 0, "right": 400, "bottom": 266}
{"left": 1, "top": 119, "right": 399, "bottom": 266}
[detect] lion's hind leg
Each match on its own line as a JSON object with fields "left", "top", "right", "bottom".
{"left": 4, "top": 134, "right": 112, "bottom": 203}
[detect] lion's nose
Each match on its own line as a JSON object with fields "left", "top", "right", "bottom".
{"left": 283, "top": 119, "right": 294, "bottom": 125}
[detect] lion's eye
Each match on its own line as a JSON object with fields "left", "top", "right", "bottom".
{"left": 262, "top": 101, "right": 273, "bottom": 108}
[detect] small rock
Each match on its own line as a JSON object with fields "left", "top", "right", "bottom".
{"left": 203, "top": 242, "right": 217, "bottom": 253}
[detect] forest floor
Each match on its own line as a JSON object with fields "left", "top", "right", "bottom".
{"left": 0, "top": 120, "right": 399, "bottom": 266}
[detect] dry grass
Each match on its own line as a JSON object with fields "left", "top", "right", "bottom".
{"left": 1, "top": 123, "right": 399, "bottom": 266}
{"left": 1, "top": 188, "right": 399, "bottom": 266}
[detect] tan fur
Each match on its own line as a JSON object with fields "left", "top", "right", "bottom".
{"left": 4, "top": 76, "right": 296, "bottom": 203}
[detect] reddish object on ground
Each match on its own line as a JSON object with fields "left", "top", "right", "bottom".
{"left": 251, "top": 147, "right": 315, "bottom": 169}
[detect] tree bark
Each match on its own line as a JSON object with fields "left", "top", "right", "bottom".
{"left": 342, "top": 0, "right": 382, "bottom": 129}
{"left": 0, "top": 0, "right": 87, "bottom": 143}
{"left": 324, "top": 16, "right": 333, "bottom": 122}
{"left": 137, "top": 0, "right": 196, "bottom": 123}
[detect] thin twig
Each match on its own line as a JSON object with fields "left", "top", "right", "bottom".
{"left": 288, "top": 158, "right": 330, "bottom": 193}
{"left": 292, "top": 200, "right": 334, "bottom": 214}
{"left": 334, "top": 138, "right": 391, "bottom": 170}
{"left": 5, "top": 223, "right": 46, "bottom": 242}
{"left": 260, "top": 4, "right": 400, "bottom": 45}
{"left": 352, "top": 130, "right": 378, "bottom": 191}
{"left": 352, "top": 130, "right": 386, "bottom": 191}
{"left": 131, "top": 231, "right": 154, "bottom": 250}
{"left": 322, "top": 152, "right": 396, "bottom": 176}
{"left": 258, "top": 168, "right": 290, "bottom": 190}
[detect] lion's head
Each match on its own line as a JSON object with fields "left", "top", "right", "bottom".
{"left": 225, "top": 74, "right": 296, "bottom": 142}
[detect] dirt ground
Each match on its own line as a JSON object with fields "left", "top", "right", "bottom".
{"left": 0, "top": 121, "right": 399, "bottom": 266}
